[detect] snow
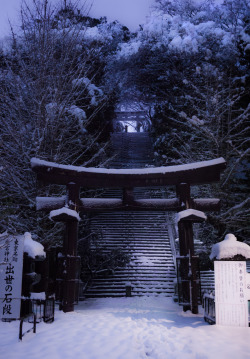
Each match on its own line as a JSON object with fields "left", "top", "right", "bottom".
{"left": 45, "top": 102, "right": 60, "bottom": 119}
{"left": 68, "top": 105, "right": 86, "bottom": 121}
{"left": 117, "top": 40, "right": 142, "bottom": 59}
{"left": 31, "top": 157, "right": 226, "bottom": 176}
{"left": 188, "top": 115, "right": 205, "bottom": 126}
{"left": 49, "top": 207, "right": 81, "bottom": 222}
{"left": 0, "top": 297, "right": 249, "bottom": 359}
{"left": 36, "top": 197, "right": 65, "bottom": 211}
{"left": 210, "top": 234, "right": 250, "bottom": 260}
{"left": 72, "top": 77, "right": 103, "bottom": 106}
{"left": 23, "top": 232, "right": 46, "bottom": 259}
{"left": 67, "top": 105, "right": 87, "bottom": 133}
{"left": 176, "top": 209, "right": 207, "bottom": 222}
{"left": 29, "top": 292, "right": 46, "bottom": 300}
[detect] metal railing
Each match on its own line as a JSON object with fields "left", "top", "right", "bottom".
{"left": 167, "top": 221, "right": 177, "bottom": 269}
{"left": 202, "top": 292, "right": 216, "bottom": 325}
{"left": 19, "top": 314, "right": 37, "bottom": 341}
{"left": 19, "top": 298, "right": 55, "bottom": 340}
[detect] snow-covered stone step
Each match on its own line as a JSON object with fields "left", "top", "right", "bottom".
{"left": 130, "top": 256, "right": 173, "bottom": 261}
{"left": 94, "top": 276, "right": 175, "bottom": 281}
{"left": 98, "top": 242, "right": 171, "bottom": 247}
{"left": 106, "top": 271, "right": 176, "bottom": 277}
{"left": 91, "top": 221, "right": 169, "bottom": 226}
{"left": 87, "top": 210, "right": 175, "bottom": 298}
{"left": 84, "top": 291, "right": 174, "bottom": 298}
{"left": 86, "top": 289, "right": 175, "bottom": 295}
{"left": 85, "top": 287, "right": 175, "bottom": 294}
{"left": 89, "top": 281, "right": 175, "bottom": 288}
{"left": 127, "top": 265, "right": 175, "bottom": 270}
{"left": 200, "top": 270, "right": 215, "bottom": 293}
{"left": 112, "top": 269, "right": 176, "bottom": 274}
{"left": 91, "top": 239, "right": 171, "bottom": 244}
{"left": 92, "top": 277, "right": 176, "bottom": 283}
{"left": 93, "top": 233, "right": 170, "bottom": 237}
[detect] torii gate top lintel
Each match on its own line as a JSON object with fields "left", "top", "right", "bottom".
{"left": 31, "top": 157, "right": 226, "bottom": 188}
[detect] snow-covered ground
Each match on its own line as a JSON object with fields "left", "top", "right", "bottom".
{"left": 0, "top": 297, "right": 249, "bottom": 359}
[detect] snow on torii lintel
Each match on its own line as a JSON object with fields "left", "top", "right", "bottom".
{"left": 30, "top": 157, "right": 226, "bottom": 176}
{"left": 176, "top": 209, "right": 207, "bottom": 222}
{"left": 210, "top": 234, "right": 250, "bottom": 260}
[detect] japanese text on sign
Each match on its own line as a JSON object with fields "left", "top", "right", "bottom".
{"left": 0, "top": 235, "right": 24, "bottom": 320}
{"left": 214, "top": 261, "right": 249, "bottom": 327}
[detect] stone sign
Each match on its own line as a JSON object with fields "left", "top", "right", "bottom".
{"left": 214, "top": 261, "right": 250, "bottom": 327}
{"left": 0, "top": 235, "right": 24, "bottom": 320}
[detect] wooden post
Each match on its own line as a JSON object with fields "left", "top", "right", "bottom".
{"left": 176, "top": 183, "right": 191, "bottom": 209}
{"left": 176, "top": 183, "right": 199, "bottom": 314}
{"left": 62, "top": 183, "right": 80, "bottom": 313}
{"left": 123, "top": 188, "right": 134, "bottom": 206}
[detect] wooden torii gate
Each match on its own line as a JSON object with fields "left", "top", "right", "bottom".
{"left": 31, "top": 157, "right": 226, "bottom": 313}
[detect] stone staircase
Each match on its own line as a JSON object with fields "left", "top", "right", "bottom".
{"left": 84, "top": 127, "right": 176, "bottom": 298}
{"left": 84, "top": 211, "right": 176, "bottom": 298}
{"left": 83, "top": 124, "right": 226, "bottom": 299}
{"left": 109, "top": 132, "right": 155, "bottom": 168}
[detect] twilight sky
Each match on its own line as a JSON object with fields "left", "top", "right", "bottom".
{"left": 0, "top": 0, "right": 155, "bottom": 38}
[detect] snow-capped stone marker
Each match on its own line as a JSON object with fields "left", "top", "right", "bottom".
{"left": 210, "top": 234, "right": 250, "bottom": 327}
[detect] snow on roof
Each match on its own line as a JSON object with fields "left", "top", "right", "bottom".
{"left": 176, "top": 209, "right": 207, "bottom": 222}
{"left": 49, "top": 207, "right": 81, "bottom": 221}
{"left": 23, "top": 232, "right": 46, "bottom": 259}
{"left": 210, "top": 234, "right": 250, "bottom": 260}
{"left": 31, "top": 157, "right": 226, "bottom": 176}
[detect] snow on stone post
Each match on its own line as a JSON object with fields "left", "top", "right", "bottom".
{"left": 210, "top": 234, "right": 250, "bottom": 327}
{"left": 0, "top": 234, "right": 24, "bottom": 320}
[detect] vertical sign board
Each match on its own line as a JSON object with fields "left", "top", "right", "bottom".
{"left": 214, "top": 261, "right": 250, "bottom": 327}
{"left": 0, "top": 235, "right": 24, "bottom": 320}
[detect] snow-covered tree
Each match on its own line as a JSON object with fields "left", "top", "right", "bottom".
{"left": 0, "top": 0, "right": 127, "bottom": 244}
{"left": 113, "top": 0, "right": 249, "bottom": 242}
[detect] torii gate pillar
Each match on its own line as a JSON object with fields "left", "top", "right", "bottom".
{"left": 60, "top": 183, "right": 80, "bottom": 313}
{"left": 176, "top": 183, "right": 202, "bottom": 314}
